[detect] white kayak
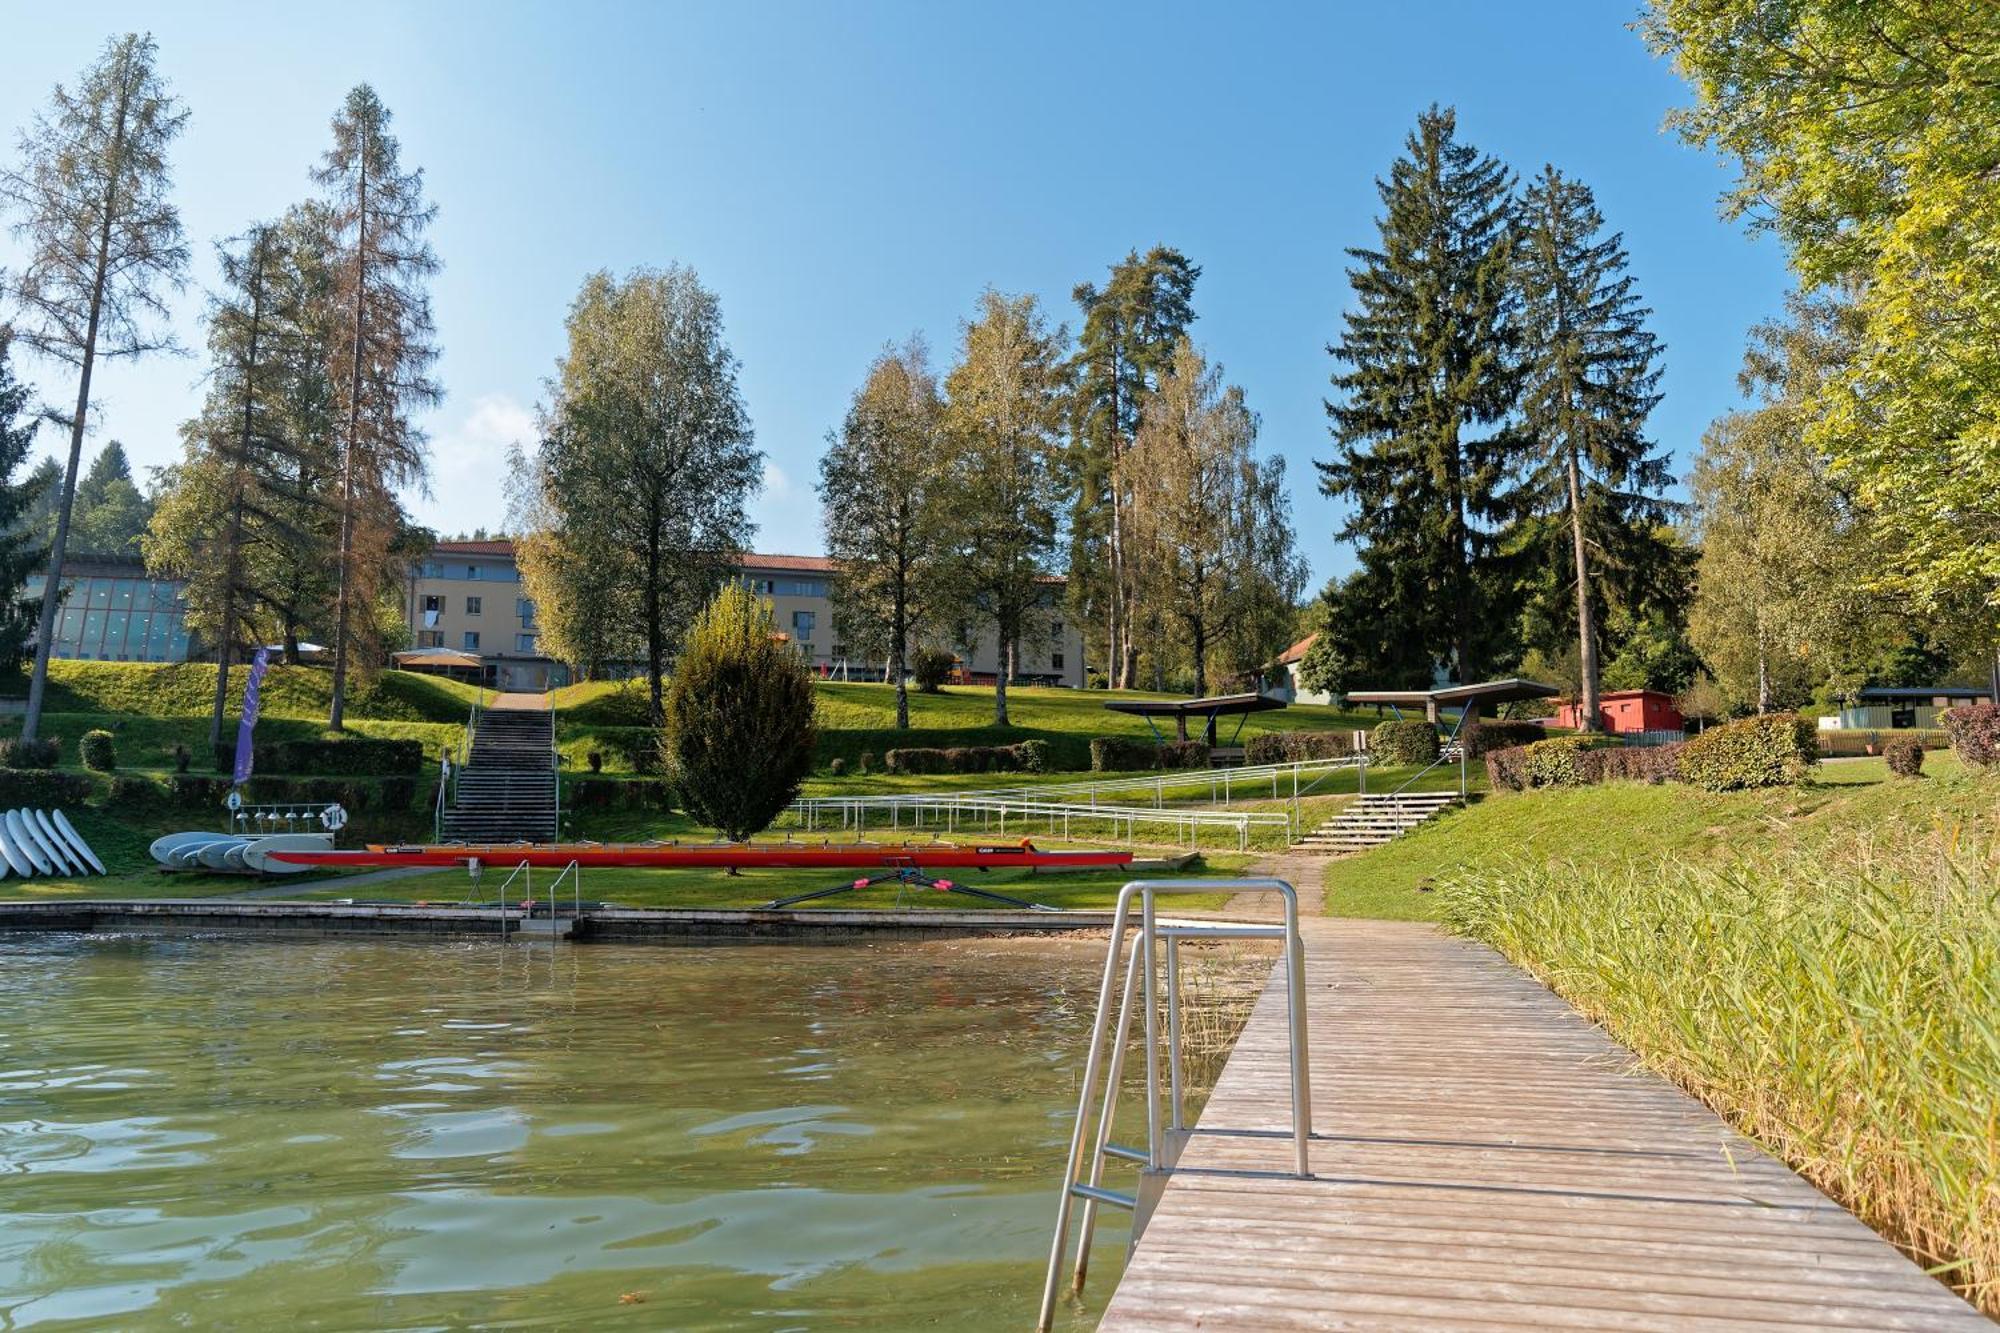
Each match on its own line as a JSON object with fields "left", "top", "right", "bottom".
{"left": 6, "top": 811, "right": 53, "bottom": 875}
{"left": 28, "top": 810, "right": 79, "bottom": 875}
{"left": 239, "top": 833, "right": 335, "bottom": 876}
{"left": 0, "top": 815, "right": 32, "bottom": 877}
{"left": 50, "top": 810, "right": 106, "bottom": 876}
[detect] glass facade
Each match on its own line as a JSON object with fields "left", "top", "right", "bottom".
{"left": 24, "top": 569, "right": 193, "bottom": 663}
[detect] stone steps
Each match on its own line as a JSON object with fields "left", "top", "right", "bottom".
{"left": 1297, "top": 792, "right": 1462, "bottom": 852}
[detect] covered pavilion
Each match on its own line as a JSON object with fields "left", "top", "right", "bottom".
{"left": 1346, "top": 677, "right": 1560, "bottom": 725}
{"left": 1102, "top": 692, "right": 1285, "bottom": 750}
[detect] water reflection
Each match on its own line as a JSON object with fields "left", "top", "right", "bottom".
{"left": 0, "top": 933, "right": 1123, "bottom": 1329}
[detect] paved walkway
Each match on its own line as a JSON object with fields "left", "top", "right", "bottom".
{"left": 1098, "top": 915, "right": 1983, "bottom": 1329}
{"left": 485, "top": 691, "right": 551, "bottom": 711}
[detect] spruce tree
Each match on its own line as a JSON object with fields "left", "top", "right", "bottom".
{"left": 1319, "top": 106, "right": 1523, "bottom": 686}
{"left": 0, "top": 334, "right": 44, "bottom": 673}
{"left": 1512, "top": 166, "right": 1673, "bottom": 727}
{"left": 1070, "top": 247, "right": 1199, "bottom": 688}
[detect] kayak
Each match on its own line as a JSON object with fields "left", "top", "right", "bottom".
{"left": 265, "top": 840, "right": 1133, "bottom": 872}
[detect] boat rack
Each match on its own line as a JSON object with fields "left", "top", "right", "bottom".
{"left": 1038, "top": 878, "right": 1312, "bottom": 1332}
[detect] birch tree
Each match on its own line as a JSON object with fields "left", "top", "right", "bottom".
{"left": 0, "top": 32, "right": 188, "bottom": 739}
{"left": 313, "top": 84, "right": 439, "bottom": 731}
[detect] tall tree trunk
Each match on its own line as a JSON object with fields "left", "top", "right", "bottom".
{"left": 1105, "top": 338, "right": 1124, "bottom": 691}
{"left": 211, "top": 235, "right": 267, "bottom": 751}
{"left": 892, "top": 553, "right": 908, "bottom": 729}
{"left": 24, "top": 57, "right": 132, "bottom": 743}
{"left": 644, "top": 532, "right": 664, "bottom": 729}
{"left": 329, "top": 120, "right": 370, "bottom": 733}
{"left": 1755, "top": 624, "right": 1772, "bottom": 714}
{"left": 994, "top": 624, "right": 1011, "bottom": 727}
{"left": 1191, "top": 616, "right": 1208, "bottom": 698}
{"left": 1566, "top": 445, "right": 1601, "bottom": 732}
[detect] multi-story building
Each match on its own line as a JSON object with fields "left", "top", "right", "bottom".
{"left": 404, "top": 541, "right": 1086, "bottom": 691}
{"left": 23, "top": 555, "right": 197, "bottom": 663}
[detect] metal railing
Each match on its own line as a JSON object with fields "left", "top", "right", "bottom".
{"left": 1038, "top": 878, "right": 1311, "bottom": 1331}
{"left": 782, "top": 793, "right": 1292, "bottom": 852}
{"left": 918, "top": 755, "right": 1365, "bottom": 808}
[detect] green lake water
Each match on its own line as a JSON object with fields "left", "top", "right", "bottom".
{"left": 0, "top": 933, "right": 1129, "bottom": 1330}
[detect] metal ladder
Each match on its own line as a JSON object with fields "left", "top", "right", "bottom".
{"left": 1037, "top": 878, "right": 1313, "bottom": 1331}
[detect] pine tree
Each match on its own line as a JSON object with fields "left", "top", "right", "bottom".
{"left": 0, "top": 32, "right": 189, "bottom": 739}
{"left": 1070, "top": 247, "right": 1199, "bottom": 688}
{"left": 1512, "top": 166, "right": 1674, "bottom": 728}
{"left": 817, "top": 338, "right": 952, "bottom": 728}
{"left": 70, "top": 441, "right": 152, "bottom": 556}
{"left": 313, "top": 85, "right": 440, "bottom": 731}
{"left": 0, "top": 334, "right": 45, "bottom": 673}
{"left": 1318, "top": 105, "right": 1522, "bottom": 686}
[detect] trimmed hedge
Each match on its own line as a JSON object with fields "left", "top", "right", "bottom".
{"left": 1160, "top": 740, "right": 1211, "bottom": 769}
{"left": 1675, "top": 714, "right": 1818, "bottom": 791}
{"left": 163, "top": 773, "right": 424, "bottom": 813}
{"left": 0, "top": 737, "right": 60, "bottom": 769}
{"left": 1462, "top": 720, "right": 1548, "bottom": 756}
{"left": 884, "top": 742, "right": 1047, "bottom": 775}
{"left": 80, "top": 729, "right": 117, "bottom": 771}
{"left": 0, "top": 769, "right": 91, "bottom": 806}
{"left": 213, "top": 736, "right": 427, "bottom": 776}
{"left": 1244, "top": 730, "right": 1353, "bottom": 765}
{"left": 1488, "top": 739, "right": 1684, "bottom": 791}
{"left": 1884, "top": 735, "right": 1924, "bottom": 777}
{"left": 565, "top": 776, "right": 675, "bottom": 812}
{"left": 1523, "top": 735, "right": 1598, "bottom": 788}
{"left": 1372, "top": 719, "right": 1440, "bottom": 767}
{"left": 1942, "top": 703, "right": 2000, "bottom": 768}
{"left": 1090, "top": 735, "right": 1160, "bottom": 772}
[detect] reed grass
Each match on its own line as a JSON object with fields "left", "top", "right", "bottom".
{"left": 1439, "top": 820, "right": 2000, "bottom": 1315}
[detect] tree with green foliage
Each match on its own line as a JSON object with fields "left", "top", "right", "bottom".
{"left": 68, "top": 442, "right": 151, "bottom": 556}
{"left": 522, "top": 266, "right": 761, "bottom": 723}
{"left": 0, "top": 333, "right": 45, "bottom": 673}
{"left": 1320, "top": 106, "right": 1523, "bottom": 686}
{"left": 0, "top": 32, "right": 189, "bottom": 740}
{"left": 660, "top": 582, "right": 818, "bottom": 842}
{"left": 1296, "top": 632, "right": 1350, "bottom": 703}
{"left": 1512, "top": 166, "right": 1675, "bottom": 729}
{"left": 941, "top": 289, "right": 1068, "bottom": 727}
{"left": 1123, "top": 338, "right": 1304, "bottom": 696}
{"left": 1070, "top": 246, "right": 1200, "bottom": 688}
{"left": 817, "top": 338, "right": 952, "bottom": 729}
{"left": 1687, "top": 295, "right": 1867, "bottom": 713}
{"left": 314, "top": 84, "right": 440, "bottom": 731}
{"left": 1643, "top": 1, "right": 2000, "bottom": 694}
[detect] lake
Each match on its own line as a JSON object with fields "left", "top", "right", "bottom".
{"left": 0, "top": 932, "right": 1131, "bottom": 1329}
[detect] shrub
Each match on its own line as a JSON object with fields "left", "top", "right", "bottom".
{"left": 1245, "top": 730, "right": 1354, "bottom": 765}
{"left": 1160, "top": 740, "right": 1211, "bottom": 770}
{"left": 1015, "top": 738, "right": 1049, "bottom": 773}
{"left": 910, "top": 647, "right": 956, "bottom": 693}
{"left": 1884, "top": 735, "right": 1925, "bottom": 778}
{"left": 858, "top": 751, "right": 877, "bottom": 774}
{"left": 565, "top": 776, "right": 674, "bottom": 812}
{"left": 110, "top": 773, "right": 165, "bottom": 807}
{"left": 1462, "top": 720, "right": 1548, "bottom": 757}
{"left": 1485, "top": 744, "right": 1530, "bottom": 792}
{"left": 211, "top": 736, "right": 425, "bottom": 777}
{"left": 586, "top": 749, "right": 604, "bottom": 773}
{"left": 1578, "top": 743, "right": 1684, "bottom": 785}
{"left": 661, "top": 583, "right": 819, "bottom": 841}
{"left": 0, "top": 769, "right": 91, "bottom": 806}
{"left": 1371, "top": 719, "right": 1439, "bottom": 767}
{"left": 883, "top": 742, "right": 1043, "bottom": 775}
{"left": 1676, "top": 713, "right": 1819, "bottom": 791}
{"left": 827, "top": 756, "right": 846, "bottom": 776}
{"left": 79, "top": 729, "right": 117, "bottom": 772}
{"left": 0, "top": 736, "right": 60, "bottom": 769}
{"left": 173, "top": 743, "right": 191, "bottom": 774}
{"left": 1522, "top": 735, "right": 1597, "bottom": 787}
{"left": 1090, "top": 735, "right": 1160, "bottom": 772}
{"left": 169, "top": 774, "right": 233, "bottom": 809}
{"left": 1941, "top": 703, "right": 2000, "bottom": 769}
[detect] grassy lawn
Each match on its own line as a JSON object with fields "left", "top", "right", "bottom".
{"left": 1324, "top": 751, "right": 1989, "bottom": 922}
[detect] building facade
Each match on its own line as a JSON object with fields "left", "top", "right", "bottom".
{"left": 23, "top": 556, "right": 197, "bottom": 664}
{"left": 405, "top": 542, "right": 1087, "bottom": 692}
{"left": 1552, "top": 689, "right": 1686, "bottom": 736}
{"left": 1818, "top": 685, "right": 1993, "bottom": 731}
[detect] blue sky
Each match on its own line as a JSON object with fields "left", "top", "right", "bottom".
{"left": 3, "top": 1, "right": 1792, "bottom": 590}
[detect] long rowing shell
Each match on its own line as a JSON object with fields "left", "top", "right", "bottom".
{"left": 265, "top": 840, "right": 1133, "bottom": 872}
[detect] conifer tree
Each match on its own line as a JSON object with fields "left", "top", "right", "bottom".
{"left": 1318, "top": 106, "right": 1522, "bottom": 686}
{"left": 313, "top": 85, "right": 439, "bottom": 731}
{"left": 70, "top": 441, "right": 152, "bottom": 556}
{"left": 1512, "top": 166, "right": 1674, "bottom": 728}
{"left": 0, "top": 333, "right": 45, "bottom": 672}
{"left": 1070, "top": 247, "right": 1199, "bottom": 688}
{"left": 1, "top": 32, "right": 189, "bottom": 739}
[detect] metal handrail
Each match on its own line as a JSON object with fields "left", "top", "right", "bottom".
{"left": 783, "top": 793, "right": 1290, "bottom": 852}
{"left": 1038, "top": 878, "right": 1311, "bottom": 1331}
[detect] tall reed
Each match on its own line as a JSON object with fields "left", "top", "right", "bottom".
{"left": 1440, "top": 823, "right": 2000, "bottom": 1315}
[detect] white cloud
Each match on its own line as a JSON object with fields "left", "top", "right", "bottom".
{"left": 415, "top": 394, "right": 535, "bottom": 537}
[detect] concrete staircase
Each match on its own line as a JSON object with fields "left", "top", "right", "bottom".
{"left": 442, "top": 706, "right": 558, "bottom": 843}
{"left": 1295, "top": 791, "right": 1461, "bottom": 854}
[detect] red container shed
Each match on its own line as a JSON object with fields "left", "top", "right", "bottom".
{"left": 1553, "top": 689, "right": 1685, "bottom": 735}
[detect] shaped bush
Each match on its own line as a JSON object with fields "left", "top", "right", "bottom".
{"left": 1244, "top": 730, "right": 1353, "bottom": 765}
{"left": 1579, "top": 743, "right": 1684, "bottom": 785}
{"left": 910, "top": 647, "right": 955, "bottom": 693}
{"left": 1883, "top": 735, "right": 1925, "bottom": 778}
{"left": 1015, "top": 738, "right": 1049, "bottom": 773}
{"left": 1090, "top": 735, "right": 1161, "bottom": 772}
{"left": 1675, "top": 713, "right": 1818, "bottom": 791}
{"left": 79, "top": 729, "right": 117, "bottom": 772}
{"left": 1941, "top": 703, "right": 2000, "bottom": 769}
{"left": 1160, "top": 740, "right": 1212, "bottom": 770}
{"left": 1523, "top": 735, "right": 1596, "bottom": 787}
{"left": 0, "top": 737, "right": 60, "bottom": 769}
{"left": 1462, "top": 720, "right": 1548, "bottom": 756}
{"left": 1371, "top": 719, "right": 1440, "bottom": 767}
{"left": 660, "top": 584, "right": 819, "bottom": 841}
{"left": 1484, "top": 744, "right": 1531, "bottom": 792}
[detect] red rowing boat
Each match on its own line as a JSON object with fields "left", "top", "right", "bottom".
{"left": 265, "top": 839, "right": 1133, "bottom": 872}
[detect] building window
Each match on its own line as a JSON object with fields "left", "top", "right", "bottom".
{"left": 516, "top": 633, "right": 537, "bottom": 654}
{"left": 418, "top": 630, "right": 443, "bottom": 648}
{"left": 516, "top": 597, "right": 535, "bottom": 625}
{"left": 466, "top": 564, "right": 480, "bottom": 580}
{"left": 1052, "top": 620, "right": 1064, "bottom": 639}
{"left": 792, "top": 610, "right": 815, "bottom": 650}
{"left": 1052, "top": 652, "right": 1065, "bottom": 671}
{"left": 465, "top": 596, "right": 482, "bottom": 616}
{"left": 463, "top": 631, "right": 480, "bottom": 651}
{"left": 422, "top": 595, "right": 442, "bottom": 614}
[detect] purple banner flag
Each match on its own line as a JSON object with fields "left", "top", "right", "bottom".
{"left": 232, "top": 648, "right": 272, "bottom": 786}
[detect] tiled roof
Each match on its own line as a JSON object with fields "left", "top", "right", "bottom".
{"left": 432, "top": 539, "right": 518, "bottom": 556}
{"left": 1277, "top": 631, "right": 1318, "bottom": 665}
{"left": 425, "top": 541, "right": 1065, "bottom": 584}
{"left": 739, "top": 552, "right": 837, "bottom": 573}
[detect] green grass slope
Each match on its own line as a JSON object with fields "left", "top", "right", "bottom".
{"left": 26, "top": 661, "right": 480, "bottom": 723}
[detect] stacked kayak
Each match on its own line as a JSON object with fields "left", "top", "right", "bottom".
{"left": 0, "top": 808, "right": 108, "bottom": 878}
{"left": 264, "top": 840, "right": 1134, "bottom": 872}
{"left": 148, "top": 831, "right": 334, "bottom": 876}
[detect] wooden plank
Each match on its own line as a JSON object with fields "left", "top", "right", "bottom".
{"left": 1089, "top": 918, "right": 1985, "bottom": 1329}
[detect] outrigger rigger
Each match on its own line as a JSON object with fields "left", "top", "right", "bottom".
{"left": 263, "top": 838, "right": 1132, "bottom": 909}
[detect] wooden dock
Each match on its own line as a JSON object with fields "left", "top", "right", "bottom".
{"left": 1096, "top": 917, "right": 1984, "bottom": 1330}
